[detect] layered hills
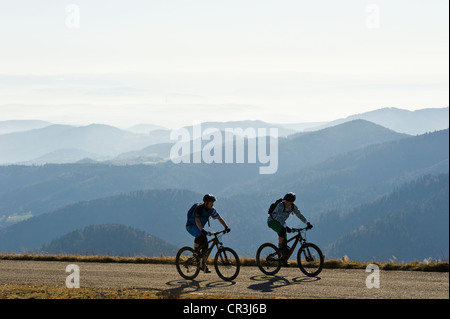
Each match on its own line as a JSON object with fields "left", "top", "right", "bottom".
{"left": 0, "top": 107, "right": 447, "bottom": 261}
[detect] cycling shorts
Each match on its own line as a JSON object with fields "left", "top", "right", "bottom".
{"left": 186, "top": 224, "right": 202, "bottom": 238}
{"left": 268, "top": 219, "right": 287, "bottom": 239}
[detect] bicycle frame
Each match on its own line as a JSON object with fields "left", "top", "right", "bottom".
{"left": 200, "top": 230, "right": 226, "bottom": 262}
{"left": 283, "top": 228, "right": 307, "bottom": 259}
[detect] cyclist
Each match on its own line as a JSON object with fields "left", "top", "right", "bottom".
{"left": 268, "top": 192, "right": 312, "bottom": 260}
{"left": 186, "top": 194, "right": 230, "bottom": 272}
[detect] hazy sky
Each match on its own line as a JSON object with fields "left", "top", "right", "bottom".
{"left": 0, "top": 0, "right": 448, "bottom": 129}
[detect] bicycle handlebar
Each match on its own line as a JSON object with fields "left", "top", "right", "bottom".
{"left": 207, "top": 229, "right": 229, "bottom": 236}
{"left": 289, "top": 227, "right": 312, "bottom": 232}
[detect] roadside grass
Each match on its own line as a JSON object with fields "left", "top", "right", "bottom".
{"left": 241, "top": 256, "right": 449, "bottom": 272}
{"left": 1, "top": 252, "right": 448, "bottom": 272}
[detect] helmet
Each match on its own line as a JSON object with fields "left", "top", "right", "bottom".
{"left": 283, "top": 192, "right": 296, "bottom": 202}
{"left": 203, "top": 194, "right": 216, "bottom": 202}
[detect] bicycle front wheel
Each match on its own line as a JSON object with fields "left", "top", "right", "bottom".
{"left": 297, "top": 243, "right": 324, "bottom": 277}
{"left": 256, "top": 243, "right": 282, "bottom": 276}
{"left": 175, "top": 246, "right": 200, "bottom": 280}
{"left": 214, "top": 247, "right": 240, "bottom": 281}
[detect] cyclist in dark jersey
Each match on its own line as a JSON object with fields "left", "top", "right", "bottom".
{"left": 186, "top": 194, "right": 230, "bottom": 272}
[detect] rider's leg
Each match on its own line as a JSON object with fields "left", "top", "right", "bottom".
{"left": 277, "top": 226, "right": 290, "bottom": 266}
{"left": 194, "top": 233, "right": 210, "bottom": 273}
{"left": 278, "top": 227, "right": 288, "bottom": 250}
{"left": 268, "top": 220, "right": 289, "bottom": 258}
{"left": 278, "top": 236, "right": 283, "bottom": 247}
{"left": 194, "top": 239, "right": 200, "bottom": 253}
{"left": 268, "top": 220, "right": 285, "bottom": 242}
{"left": 187, "top": 225, "right": 211, "bottom": 273}
{"left": 194, "top": 233, "right": 208, "bottom": 254}
{"left": 279, "top": 237, "right": 287, "bottom": 249}
{"left": 187, "top": 225, "right": 205, "bottom": 254}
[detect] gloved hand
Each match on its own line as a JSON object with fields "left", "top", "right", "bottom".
{"left": 224, "top": 227, "right": 231, "bottom": 233}
{"left": 283, "top": 223, "right": 292, "bottom": 233}
{"left": 306, "top": 222, "right": 313, "bottom": 230}
{"left": 201, "top": 229, "right": 208, "bottom": 236}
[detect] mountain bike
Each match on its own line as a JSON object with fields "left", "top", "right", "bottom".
{"left": 175, "top": 229, "right": 240, "bottom": 281}
{"left": 256, "top": 227, "right": 324, "bottom": 277}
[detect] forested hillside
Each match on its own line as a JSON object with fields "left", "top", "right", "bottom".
{"left": 315, "top": 174, "right": 449, "bottom": 262}
{"left": 1, "top": 174, "right": 448, "bottom": 262}
{"left": 38, "top": 224, "right": 178, "bottom": 257}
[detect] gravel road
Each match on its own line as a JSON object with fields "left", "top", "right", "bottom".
{"left": 0, "top": 260, "right": 448, "bottom": 299}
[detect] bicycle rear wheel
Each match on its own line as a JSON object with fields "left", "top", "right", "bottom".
{"left": 214, "top": 247, "right": 240, "bottom": 281}
{"left": 256, "top": 243, "right": 282, "bottom": 275}
{"left": 297, "top": 243, "right": 324, "bottom": 277}
{"left": 175, "top": 246, "right": 201, "bottom": 280}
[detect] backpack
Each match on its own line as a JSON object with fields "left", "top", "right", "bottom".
{"left": 187, "top": 203, "right": 198, "bottom": 220}
{"left": 268, "top": 198, "right": 283, "bottom": 215}
{"left": 187, "top": 203, "right": 211, "bottom": 226}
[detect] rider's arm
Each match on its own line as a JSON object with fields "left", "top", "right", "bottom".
{"left": 292, "top": 204, "right": 308, "bottom": 224}
{"left": 195, "top": 216, "right": 204, "bottom": 231}
{"left": 217, "top": 216, "right": 229, "bottom": 229}
{"left": 194, "top": 205, "right": 206, "bottom": 231}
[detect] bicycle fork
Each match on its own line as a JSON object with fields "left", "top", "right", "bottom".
{"left": 217, "top": 243, "right": 232, "bottom": 266}
{"left": 302, "top": 247, "right": 314, "bottom": 262}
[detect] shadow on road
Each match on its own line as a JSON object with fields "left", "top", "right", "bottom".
{"left": 248, "top": 275, "right": 320, "bottom": 293}
{"left": 160, "top": 279, "right": 235, "bottom": 298}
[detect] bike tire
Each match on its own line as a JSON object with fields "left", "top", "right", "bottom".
{"left": 297, "top": 243, "right": 324, "bottom": 277}
{"left": 214, "top": 247, "right": 240, "bottom": 281}
{"left": 256, "top": 243, "right": 282, "bottom": 276}
{"left": 175, "top": 246, "right": 201, "bottom": 280}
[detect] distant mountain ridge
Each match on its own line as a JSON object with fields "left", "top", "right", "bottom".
{"left": 0, "top": 120, "right": 52, "bottom": 134}
{"left": 39, "top": 223, "right": 178, "bottom": 257}
{"left": 0, "top": 107, "right": 447, "bottom": 164}
{"left": 278, "top": 119, "right": 409, "bottom": 173}
{"left": 226, "top": 129, "right": 449, "bottom": 209}
{"left": 0, "top": 120, "right": 421, "bottom": 218}
{"left": 309, "top": 107, "right": 449, "bottom": 135}
{"left": 0, "top": 123, "right": 172, "bottom": 164}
